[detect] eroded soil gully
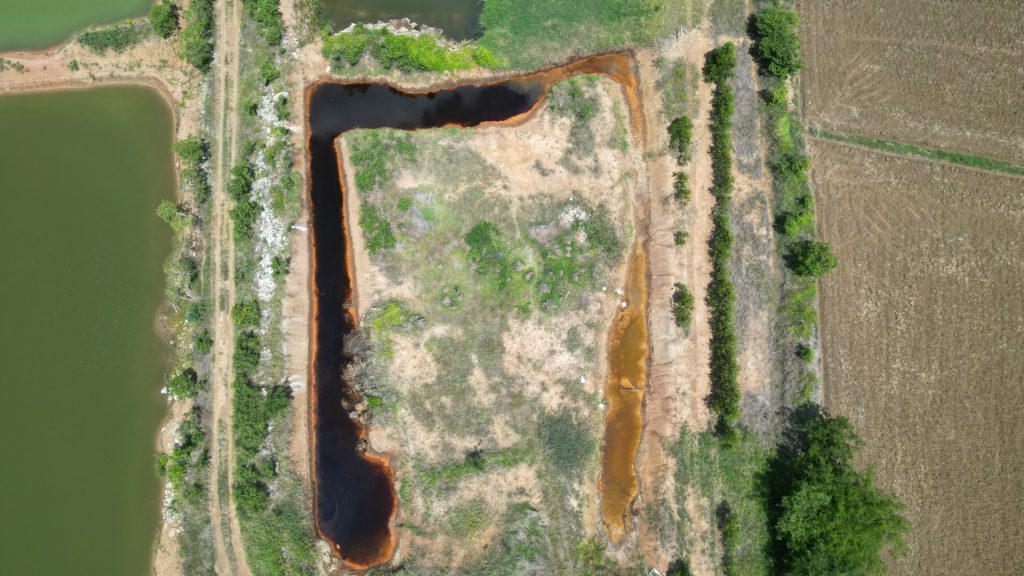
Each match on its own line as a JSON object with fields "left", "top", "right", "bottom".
{"left": 304, "top": 51, "right": 649, "bottom": 569}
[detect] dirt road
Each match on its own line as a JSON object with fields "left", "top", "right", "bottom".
{"left": 207, "top": 0, "right": 251, "bottom": 574}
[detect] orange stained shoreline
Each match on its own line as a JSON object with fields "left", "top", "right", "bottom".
{"left": 305, "top": 50, "right": 648, "bottom": 569}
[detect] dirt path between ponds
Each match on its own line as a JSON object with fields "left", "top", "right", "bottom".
{"left": 207, "top": 0, "right": 251, "bottom": 574}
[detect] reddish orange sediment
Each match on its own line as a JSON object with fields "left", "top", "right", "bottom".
{"left": 305, "top": 51, "right": 648, "bottom": 569}
{"left": 599, "top": 248, "right": 650, "bottom": 543}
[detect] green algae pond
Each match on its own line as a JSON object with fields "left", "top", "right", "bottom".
{"left": 0, "top": 0, "right": 152, "bottom": 51}
{"left": 0, "top": 86, "right": 174, "bottom": 575}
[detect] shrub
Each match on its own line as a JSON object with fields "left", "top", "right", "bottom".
{"left": 787, "top": 240, "right": 838, "bottom": 277}
{"left": 156, "top": 199, "right": 192, "bottom": 234}
{"left": 150, "top": 1, "right": 180, "bottom": 38}
{"left": 231, "top": 299, "right": 261, "bottom": 328}
{"left": 674, "top": 231, "right": 688, "bottom": 246}
{"left": 702, "top": 42, "right": 736, "bottom": 84}
{"left": 78, "top": 24, "right": 147, "bottom": 53}
{"left": 241, "top": 0, "right": 284, "bottom": 46}
{"left": 671, "top": 283, "right": 694, "bottom": 329}
{"left": 796, "top": 344, "right": 814, "bottom": 364}
{"left": 359, "top": 203, "right": 397, "bottom": 254}
{"left": 195, "top": 329, "right": 213, "bottom": 353}
{"left": 233, "top": 332, "right": 261, "bottom": 376}
{"left": 321, "top": 24, "right": 375, "bottom": 66}
{"left": 668, "top": 115, "right": 693, "bottom": 160}
{"left": 322, "top": 26, "right": 490, "bottom": 73}
{"left": 180, "top": 0, "right": 215, "bottom": 72}
{"left": 167, "top": 368, "right": 202, "bottom": 398}
{"left": 174, "top": 136, "right": 208, "bottom": 164}
{"left": 186, "top": 300, "right": 208, "bottom": 323}
{"left": 673, "top": 171, "right": 691, "bottom": 204}
{"left": 258, "top": 58, "right": 279, "bottom": 86}
{"left": 718, "top": 502, "right": 740, "bottom": 576}
{"left": 752, "top": 6, "right": 803, "bottom": 79}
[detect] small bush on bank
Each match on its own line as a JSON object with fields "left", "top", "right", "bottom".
{"left": 241, "top": 0, "right": 284, "bottom": 46}
{"left": 150, "top": 1, "right": 179, "bottom": 39}
{"left": 668, "top": 115, "right": 693, "bottom": 161}
{"left": 167, "top": 368, "right": 203, "bottom": 398}
{"left": 322, "top": 24, "right": 500, "bottom": 73}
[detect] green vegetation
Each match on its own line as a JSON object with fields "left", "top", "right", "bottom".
{"left": 702, "top": 43, "right": 741, "bottom": 444}
{"left": 787, "top": 240, "right": 838, "bottom": 278}
{"left": 149, "top": 1, "right": 179, "bottom": 39}
{"left": 241, "top": 0, "right": 283, "bottom": 45}
{"left": 158, "top": 408, "right": 212, "bottom": 574}
{"left": 180, "top": 0, "right": 215, "bottom": 72}
{"left": 811, "top": 128, "right": 1024, "bottom": 177}
{"left": 477, "top": 0, "right": 669, "bottom": 69}
{"left": 668, "top": 115, "right": 693, "bottom": 161}
{"left": 752, "top": 5, "right": 836, "bottom": 374}
{"left": 539, "top": 409, "right": 596, "bottom": 476}
{"left": 718, "top": 502, "right": 741, "bottom": 576}
{"left": 768, "top": 410, "right": 910, "bottom": 575}
{"left": 227, "top": 163, "right": 261, "bottom": 242}
{"left": 674, "top": 230, "right": 688, "bottom": 246}
{"left": 419, "top": 445, "right": 532, "bottom": 491}
{"left": 359, "top": 203, "right": 398, "bottom": 254}
{"left": 671, "top": 282, "right": 694, "bottom": 329}
{"left": 77, "top": 23, "right": 148, "bottom": 53}
{"left": 547, "top": 76, "right": 602, "bottom": 171}
{"left": 322, "top": 24, "right": 499, "bottom": 73}
{"left": 446, "top": 499, "right": 492, "bottom": 537}
{"left": 166, "top": 368, "right": 203, "bottom": 398}
{"left": 752, "top": 6, "right": 803, "bottom": 80}
{"left": 174, "top": 136, "right": 212, "bottom": 204}
{"left": 156, "top": 199, "right": 193, "bottom": 235}
{"left": 231, "top": 299, "right": 261, "bottom": 328}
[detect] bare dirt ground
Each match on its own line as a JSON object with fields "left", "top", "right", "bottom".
{"left": 206, "top": 0, "right": 251, "bottom": 574}
{"left": 812, "top": 139, "right": 1024, "bottom": 576}
{"left": 798, "top": 0, "right": 1024, "bottom": 164}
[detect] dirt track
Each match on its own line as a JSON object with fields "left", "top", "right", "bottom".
{"left": 206, "top": 0, "right": 251, "bottom": 573}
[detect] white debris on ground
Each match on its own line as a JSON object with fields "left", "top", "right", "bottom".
{"left": 252, "top": 86, "right": 292, "bottom": 309}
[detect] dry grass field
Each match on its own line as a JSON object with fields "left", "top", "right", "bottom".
{"left": 812, "top": 140, "right": 1024, "bottom": 576}
{"left": 798, "top": 0, "right": 1024, "bottom": 164}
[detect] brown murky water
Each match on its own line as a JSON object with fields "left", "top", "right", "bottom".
{"left": 599, "top": 248, "right": 649, "bottom": 542}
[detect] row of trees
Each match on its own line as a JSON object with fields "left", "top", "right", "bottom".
{"left": 701, "top": 42, "right": 742, "bottom": 445}
{"left": 180, "top": 0, "right": 215, "bottom": 72}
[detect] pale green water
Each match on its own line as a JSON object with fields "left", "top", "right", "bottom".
{"left": 0, "top": 86, "right": 174, "bottom": 575}
{"left": 324, "top": 0, "right": 482, "bottom": 40}
{"left": 0, "top": 0, "right": 152, "bottom": 51}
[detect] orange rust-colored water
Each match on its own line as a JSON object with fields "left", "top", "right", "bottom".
{"left": 599, "top": 248, "right": 649, "bottom": 542}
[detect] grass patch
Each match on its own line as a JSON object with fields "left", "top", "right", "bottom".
{"left": 811, "top": 128, "right": 1024, "bottom": 177}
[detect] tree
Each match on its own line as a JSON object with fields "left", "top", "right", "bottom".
{"left": 788, "top": 240, "right": 838, "bottom": 277}
{"left": 752, "top": 6, "right": 803, "bottom": 79}
{"left": 769, "top": 411, "right": 910, "bottom": 576}
{"left": 671, "top": 283, "right": 694, "bottom": 329}
{"left": 703, "top": 42, "right": 736, "bottom": 84}
{"left": 149, "top": 1, "right": 179, "bottom": 39}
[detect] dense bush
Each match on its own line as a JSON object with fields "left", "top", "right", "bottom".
{"left": 787, "top": 240, "right": 837, "bottom": 277}
{"left": 359, "top": 203, "right": 397, "bottom": 254}
{"left": 156, "top": 199, "right": 192, "bottom": 234}
{"left": 180, "top": 0, "right": 215, "bottom": 72}
{"left": 174, "top": 136, "right": 211, "bottom": 203}
{"left": 241, "top": 0, "right": 283, "bottom": 46}
{"left": 752, "top": 6, "right": 803, "bottom": 79}
{"left": 673, "top": 171, "right": 691, "bottom": 204}
{"left": 150, "top": 1, "right": 179, "bottom": 39}
{"left": 231, "top": 299, "right": 261, "bottom": 327}
{"left": 668, "top": 115, "right": 693, "bottom": 161}
{"left": 702, "top": 42, "right": 736, "bottom": 84}
{"left": 767, "top": 410, "right": 909, "bottom": 575}
{"left": 167, "top": 368, "right": 203, "bottom": 398}
{"left": 718, "top": 502, "right": 740, "bottom": 576}
{"left": 227, "top": 163, "right": 261, "bottom": 241}
{"left": 671, "top": 283, "right": 694, "bottom": 329}
{"left": 703, "top": 44, "right": 741, "bottom": 445}
{"left": 78, "top": 24, "right": 147, "bottom": 53}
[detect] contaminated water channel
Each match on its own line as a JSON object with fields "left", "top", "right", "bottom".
{"left": 0, "top": 0, "right": 152, "bottom": 51}
{"left": 0, "top": 86, "right": 174, "bottom": 575}
{"left": 323, "top": 0, "right": 482, "bottom": 40}
{"left": 306, "top": 53, "right": 646, "bottom": 567}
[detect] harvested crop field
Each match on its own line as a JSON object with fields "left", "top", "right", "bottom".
{"left": 798, "top": 0, "right": 1024, "bottom": 164}
{"left": 812, "top": 140, "right": 1024, "bottom": 576}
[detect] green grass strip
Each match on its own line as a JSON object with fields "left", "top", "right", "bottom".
{"left": 810, "top": 127, "right": 1024, "bottom": 177}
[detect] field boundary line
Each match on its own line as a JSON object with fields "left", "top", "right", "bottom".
{"left": 808, "top": 127, "right": 1024, "bottom": 178}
